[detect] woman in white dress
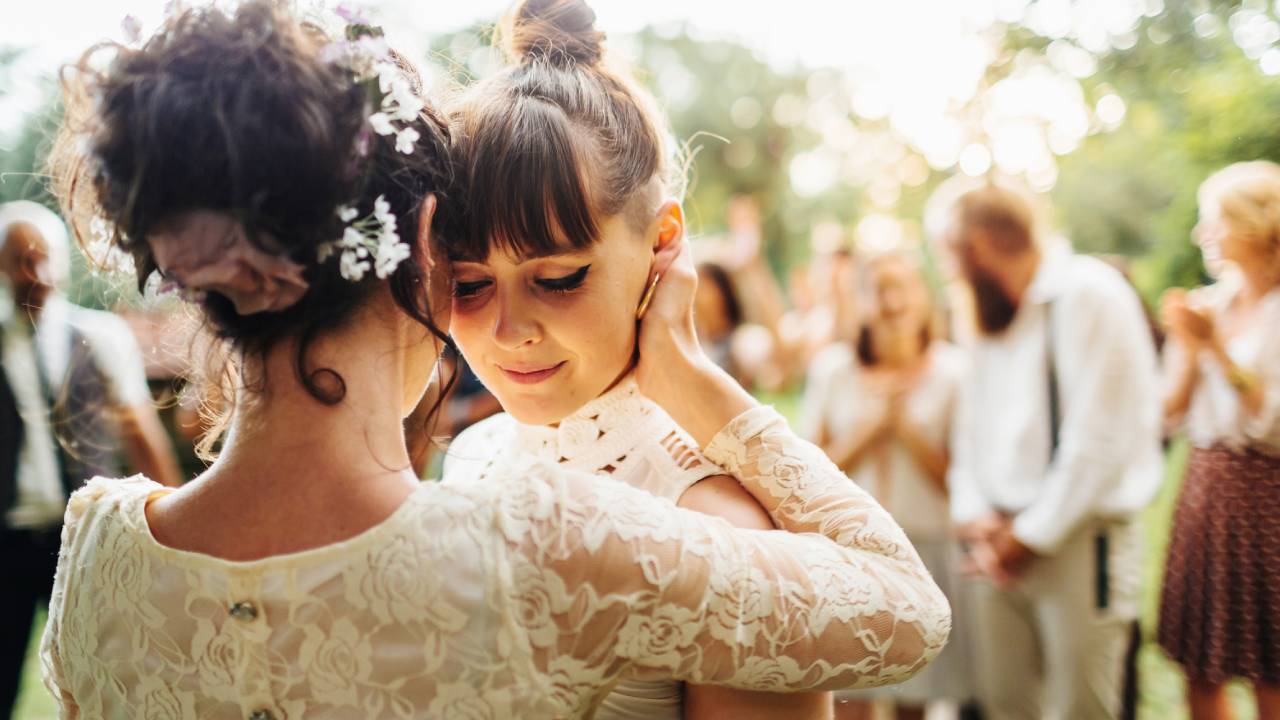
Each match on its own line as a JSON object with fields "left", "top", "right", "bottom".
{"left": 442, "top": 1, "right": 832, "bottom": 717}
{"left": 38, "top": 3, "right": 949, "bottom": 718}
{"left": 801, "top": 250, "right": 969, "bottom": 720}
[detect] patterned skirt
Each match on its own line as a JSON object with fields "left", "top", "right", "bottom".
{"left": 1157, "top": 444, "right": 1280, "bottom": 685}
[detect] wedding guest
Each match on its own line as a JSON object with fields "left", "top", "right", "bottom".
{"left": 0, "top": 201, "right": 180, "bottom": 718}
{"left": 1158, "top": 161, "right": 1280, "bottom": 720}
{"left": 802, "top": 249, "right": 971, "bottom": 720}
{"left": 932, "top": 177, "right": 1161, "bottom": 720}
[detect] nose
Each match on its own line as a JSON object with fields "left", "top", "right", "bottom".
{"left": 491, "top": 288, "right": 542, "bottom": 351}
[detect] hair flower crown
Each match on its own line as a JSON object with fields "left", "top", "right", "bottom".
{"left": 315, "top": 4, "right": 420, "bottom": 282}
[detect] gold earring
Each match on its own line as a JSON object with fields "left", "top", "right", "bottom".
{"left": 636, "top": 273, "right": 662, "bottom": 320}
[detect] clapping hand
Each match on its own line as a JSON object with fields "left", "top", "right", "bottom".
{"left": 1161, "top": 287, "right": 1216, "bottom": 350}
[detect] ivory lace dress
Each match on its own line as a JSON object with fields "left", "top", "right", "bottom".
{"left": 41, "top": 405, "right": 951, "bottom": 719}
{"left": 445, "top": 377, "right": 735, "bottom": 719}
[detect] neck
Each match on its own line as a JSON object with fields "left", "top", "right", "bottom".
{"left": 205, "top": 299, "right": 426, "bottom": 493}
{"left": 1237, "top": 263, "right": 1280, "bottom": 306}
{"left": 875, "top": 329, "right": 924, "bottom": 368}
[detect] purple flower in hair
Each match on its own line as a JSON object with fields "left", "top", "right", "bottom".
{"left": 121, "top": 15, "right": 143, "bottom": 44}
{"left": 335, "top": 3, "right": 371, "bottom": 26}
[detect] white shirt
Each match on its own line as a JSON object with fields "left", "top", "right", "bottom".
{"left": 1171, "top": 275, "right": 1280, "bottom": 454}
{"left": 0, "top": 293, "right": 152, "bottom": 528}
{"left": 801, "top": 342, "right": 965, "bottom": 538}
{"left": 948, "top": 244, "right": 1163, "bottom": 553}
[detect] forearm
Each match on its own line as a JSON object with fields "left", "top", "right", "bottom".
{"left": 684, "top": 685, "right": 832, "bottom": 720}
{"left": 824, "top": 426, "right": 884, "bottom": 475}
{"left": 895, "top": 426, "right": 949, "bottom": 497}
{"left": 651, "top": 355, "right": 757, "bottom": 448}
{"left": 121, "top": 406, "right": 182, "bottom": 486}
{"left": 1164, "top": 349, "right": 1201, "bottom": 421}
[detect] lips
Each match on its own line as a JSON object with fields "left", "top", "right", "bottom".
{"left": 498, "top": 361, "right": 566, "bottom": 385}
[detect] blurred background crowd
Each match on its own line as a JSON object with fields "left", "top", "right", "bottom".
{"left": 5, "top": 1, "right": 1280, "bottom": 718}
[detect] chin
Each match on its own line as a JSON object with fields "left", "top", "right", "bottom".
{"left": 499, "top": 392, "right": 576, "bottom": 427}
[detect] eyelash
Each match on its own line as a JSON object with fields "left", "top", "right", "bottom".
{"left": 450, "top": 265, "right": 591, "bottom": 299}
{"left": 451, "top": 280, "right": 490, "bottom": 298}
{"left": 535, "top": 265, "right": 590, "bottom": 293}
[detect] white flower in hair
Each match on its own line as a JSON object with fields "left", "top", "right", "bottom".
{"left": 319, "top": 195, "right": 411, "bottom": 281}
{"left": 368, "top": 112, "right": 394, "bottom": 136}
{"left": 340, "top": 249, "right": 370, "bottom": 282}
{"left": 86, "top": 216, "right": 136, "bottom": 275}
{"left": 395, "top": 127, "right": 420, "bottom": 155}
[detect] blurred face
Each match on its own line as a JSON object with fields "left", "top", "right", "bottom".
{"left": 694, "top": 269, "right": 732, "bottom": 341}
{"left": 1194, "top": 199, "right": 1269, "bottom": 276}
{"left": 941, "top": 218, "right": 1019, "bottom": 335}
{"left": 448, "top": 214, "right": 652, "bottom": 426}
{"left": 865, "top": 256, "right": 930, "bottom": 342}
{"left": 0, "top": 223, "right": 53, "bottom": 314}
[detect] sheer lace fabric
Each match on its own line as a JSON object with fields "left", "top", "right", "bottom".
{"left": 445, "top": 376, "right": 726, "bottom": 719}
{"left": 445, "top": 377, "right": 716, "bottom": 503}
{"left": 42, "top": 406, "right": 949, "bottom": 719}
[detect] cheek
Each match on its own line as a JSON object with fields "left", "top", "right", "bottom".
{"left": 556, "top": 290, "right": 636, "bottom": 370}
{"left": 448, "top": 301, "right": 494, "bottom": 361}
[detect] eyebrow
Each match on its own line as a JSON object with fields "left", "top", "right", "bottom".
{"left": 454, "top": 248, "right": 592, "bottom": 265}
{"left": 516, "top": 247, "right": 592, "bottom": 261}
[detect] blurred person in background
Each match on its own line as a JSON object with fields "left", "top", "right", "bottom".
{"left": 932, "top": 177, "right": 1162, "bottom": 720}
{"left": 699, "top": 196, "right": 858, "bottom": 391}
{"left": 1158, "top": 161, "right": 1280, "bottom": 720}
{"left": 0, "top": 200, "right": 180, "bottom": 717}
{"left": 802, "top": 248, "right": 971, "bottom": 720}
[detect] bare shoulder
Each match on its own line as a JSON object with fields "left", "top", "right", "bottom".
{"left": 677, "top": 474, "right": 774, "bottom": 530}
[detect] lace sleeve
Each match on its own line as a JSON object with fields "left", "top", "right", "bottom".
{"left": 503, "top": 406, "right": 950, "bottom": 703}
{"left": 40, "top": 479, "right": 120, "bottom": 719}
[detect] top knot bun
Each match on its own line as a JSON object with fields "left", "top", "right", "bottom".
{"left": 500, "top": 0, "right": 606, "bottom": 68}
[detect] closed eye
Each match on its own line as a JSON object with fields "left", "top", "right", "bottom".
{"left": 451, "top": 279, "right": 492, "bottom": 298}
{"left": 535, "top": 265, "right": 590, "bottom": 293}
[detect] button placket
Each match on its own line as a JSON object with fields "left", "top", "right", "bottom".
{"left": 226, "top": 574, "right": 275, "bottom": 716}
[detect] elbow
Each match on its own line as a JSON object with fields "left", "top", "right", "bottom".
{"left": 880, "top": 575, "right": 953, "bottom": 688}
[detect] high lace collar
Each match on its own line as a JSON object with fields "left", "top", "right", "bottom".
{"left": 514, "top": 374, "right": 670, "bottom": 473}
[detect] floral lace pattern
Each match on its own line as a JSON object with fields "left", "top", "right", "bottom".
{"left": 445, "top": 375, "right": 729, "bottom": 720}
{"left": 42, "top": 406, "right": 949, "bottom": 719}
{"left": 444, "top": 376, "right": 716, "bottom": 503}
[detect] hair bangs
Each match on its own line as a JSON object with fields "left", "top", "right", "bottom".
{"left": 450, "top": 95, "right": 600, "bottom": 263}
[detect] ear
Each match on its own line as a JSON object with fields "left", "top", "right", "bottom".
{"left": 417, "top": 194, "right": 439, "bottom": 269}
{"left": 649, "top": 199, "right": 685, "bottom": 278}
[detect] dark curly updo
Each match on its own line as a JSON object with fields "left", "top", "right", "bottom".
{"left": 49, "top": 0, "right": 454, "bottom": 454}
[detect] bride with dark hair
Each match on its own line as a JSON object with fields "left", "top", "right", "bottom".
{"left": 39, "top": 3, "right": 949, "bottom": 718}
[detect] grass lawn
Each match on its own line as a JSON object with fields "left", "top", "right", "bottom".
{"left": 9, "top": 426, "right": 1262, "bottom": 718}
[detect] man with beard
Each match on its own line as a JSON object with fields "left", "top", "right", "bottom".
{"left": 929, "top": 179, "right": 1162, "bottom": 720}
{"left": 0, "top": 201, "right": 180, "bottom": 716}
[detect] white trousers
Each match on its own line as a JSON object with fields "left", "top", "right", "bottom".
{"left": 964, "top": 519, "right": 1140, "bottom": 720}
